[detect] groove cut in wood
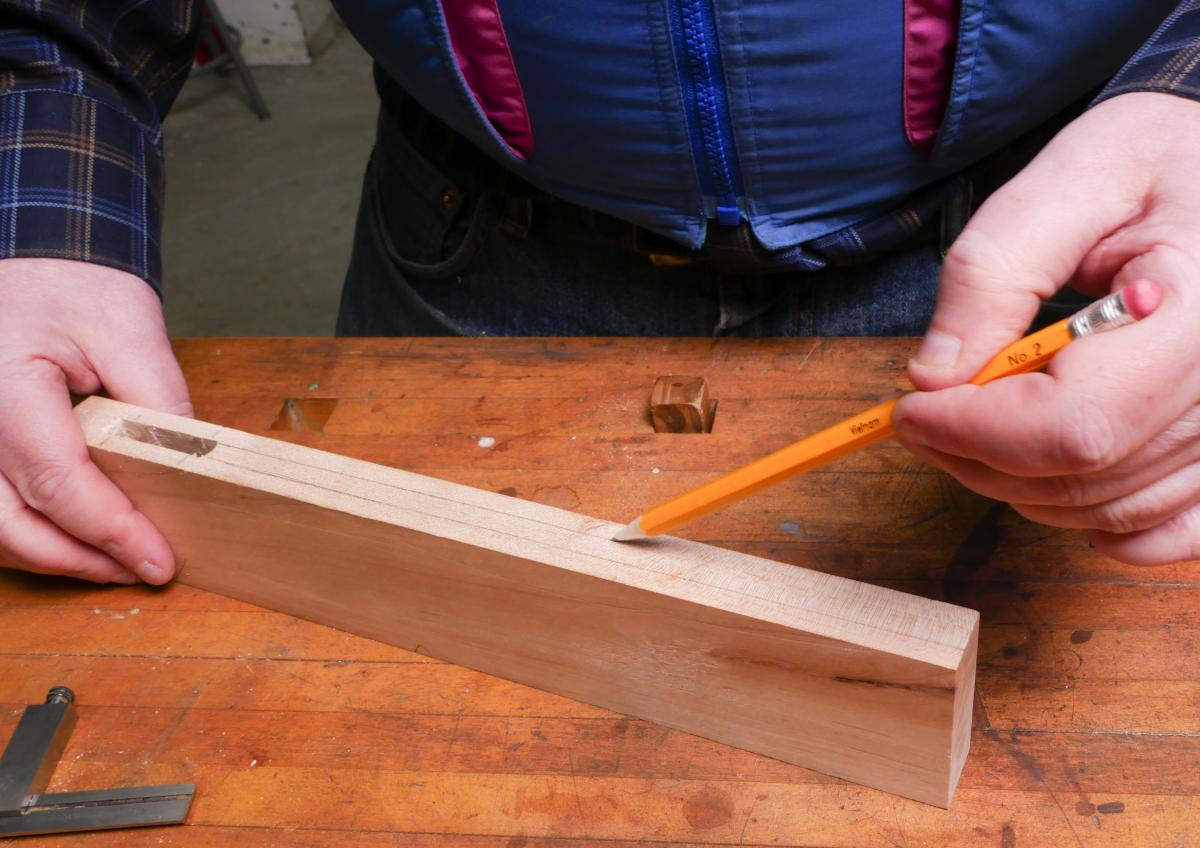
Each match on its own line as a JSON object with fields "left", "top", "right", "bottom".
{"left": 77, "top": 397, "right": 979, "bottom": 806}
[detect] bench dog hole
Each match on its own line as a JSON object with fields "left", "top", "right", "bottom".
{"left": 270, "top": 397, "right": 339, "bottom": 433}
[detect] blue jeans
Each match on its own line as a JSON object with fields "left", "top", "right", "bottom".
{"left": 335, "top": 94, "right": 968, "bottom": 338}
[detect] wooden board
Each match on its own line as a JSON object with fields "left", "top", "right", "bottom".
{"left": 75, "top": 396, "right": 979, "bottom": 807}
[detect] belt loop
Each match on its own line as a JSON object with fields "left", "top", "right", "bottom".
{"left": 939, "top": 176, "right": 974, "bottom": 256}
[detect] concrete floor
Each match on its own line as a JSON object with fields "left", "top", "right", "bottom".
{"left": 162, "top": 27, "right": 377, "bottom": 336}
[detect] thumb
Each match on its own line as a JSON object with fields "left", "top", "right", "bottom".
{"left": 909, "top": 141, "right": 1140, "bottom": 390}
{"left": 99, "top": 335, "right": 193, "bottom": 419}
{"left": 79, "top": 272, "right": 194, "bottom": 418}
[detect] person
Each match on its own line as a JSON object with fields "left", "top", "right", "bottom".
{"left": 1, "top": 1, "right": 1198, "bottom": 585}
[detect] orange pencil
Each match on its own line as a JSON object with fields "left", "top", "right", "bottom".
{"left": 612, "top": 284, "right": 1160, "bottom": 541}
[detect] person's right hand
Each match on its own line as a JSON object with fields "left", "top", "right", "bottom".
{"left": 0, "top": 258, "right": 192, "bottom": 584}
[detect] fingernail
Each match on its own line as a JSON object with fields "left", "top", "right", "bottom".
{"left": 914, "top": 330, "right": 962, "bottom": 370}
{"left": 134, "top": 560, "right": 164, "bottom": 583}
{"left": 110, "top": 571, "right": 140, "bottom": 585}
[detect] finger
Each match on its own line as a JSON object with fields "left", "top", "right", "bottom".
{"left": 1088, "top": 504, "right": 1200, "bottom": 566}
{"left": 894, "top": 373, "right": 1109, "bottom": 475}
{"left": 1071, "top": 227, "right": 1148, "bottom": 297}
{"left": 0, "top": 470, "right": 137, "bottom": 583}
{"left": 86, "top": 306, "right": 193, "bottom": 418}
{"left": 1014, "top": 460, "right": 1200, "bottom": 534}
{"left": 896, "top": 401, "right": 1200, "bottom": 507}
{"left": 899, "top": 439, "right": 1141, "bottom": 508}
{"left": 0, "top": 360, "right": 175, "bottom": 584}
{"left": 909, "top": 136, "right": 1142, "bottom": 390}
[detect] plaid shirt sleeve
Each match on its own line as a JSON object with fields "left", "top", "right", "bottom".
{"left": 0, "top": 1, "right": 203, "bottom": 294}
{"left": 1095, "top": 0, "right": 1200, "bottom": 106}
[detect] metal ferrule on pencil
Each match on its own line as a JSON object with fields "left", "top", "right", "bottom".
{"left": 1067, "top": 289, "right": 1136, "bottom": 339}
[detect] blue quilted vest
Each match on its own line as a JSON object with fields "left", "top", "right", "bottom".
{"left": 335, "top": 1, "right": 1174, "bottom": 252}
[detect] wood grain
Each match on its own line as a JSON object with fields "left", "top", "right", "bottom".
{"left": 2, "top": 337, "right": 1196, "bottom": 846}
{"left": 74, "top": 396, "right": 977, "bottom": 806}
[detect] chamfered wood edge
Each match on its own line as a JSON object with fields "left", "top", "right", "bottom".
{"left": 946, "top": 617, "right": 980, "bottom": 805}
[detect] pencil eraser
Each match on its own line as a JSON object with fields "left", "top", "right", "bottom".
{"left": 1121, "top": 280, "right": 1162, "bottom": 321}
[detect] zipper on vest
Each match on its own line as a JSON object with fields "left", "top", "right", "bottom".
{"left": 669, "top": 0, "right": 743, "bottom": 226}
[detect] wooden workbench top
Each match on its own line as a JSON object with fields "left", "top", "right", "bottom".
{"left": 2, "top": 338, "right": 1196, "bottom": 847}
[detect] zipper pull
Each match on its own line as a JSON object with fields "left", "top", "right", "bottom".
{"left": 716, "top": 195, "right": 739, "bottom": 226}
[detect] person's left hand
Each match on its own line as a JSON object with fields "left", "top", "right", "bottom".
{"left": 893, "top": 92, "right": 1200, "bottom": 565}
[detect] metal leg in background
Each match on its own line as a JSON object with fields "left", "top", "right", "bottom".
{"left": 204, "top": 0, "right": 271, "bottom": 119}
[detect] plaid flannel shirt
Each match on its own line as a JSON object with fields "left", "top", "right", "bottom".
{"left": 1, "top": 1, "right": 1199, "bottom": 293}
{"left": 0, "top": 1, "right": 201, "bottom": 293}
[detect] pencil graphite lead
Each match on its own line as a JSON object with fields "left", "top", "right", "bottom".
{"left": 611, "top": 517, "right": 647, "bottom": 542}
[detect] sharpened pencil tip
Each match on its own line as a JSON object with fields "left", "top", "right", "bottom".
{"left": 611, "top": 517, "right": 647, "bottom": 542}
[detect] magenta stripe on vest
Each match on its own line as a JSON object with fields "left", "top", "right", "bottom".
{"left": 903, "top": 0, "right": 960, "bottom": 152}
{"left": 441, "top": 0, "right": 533, "bottom": 159}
